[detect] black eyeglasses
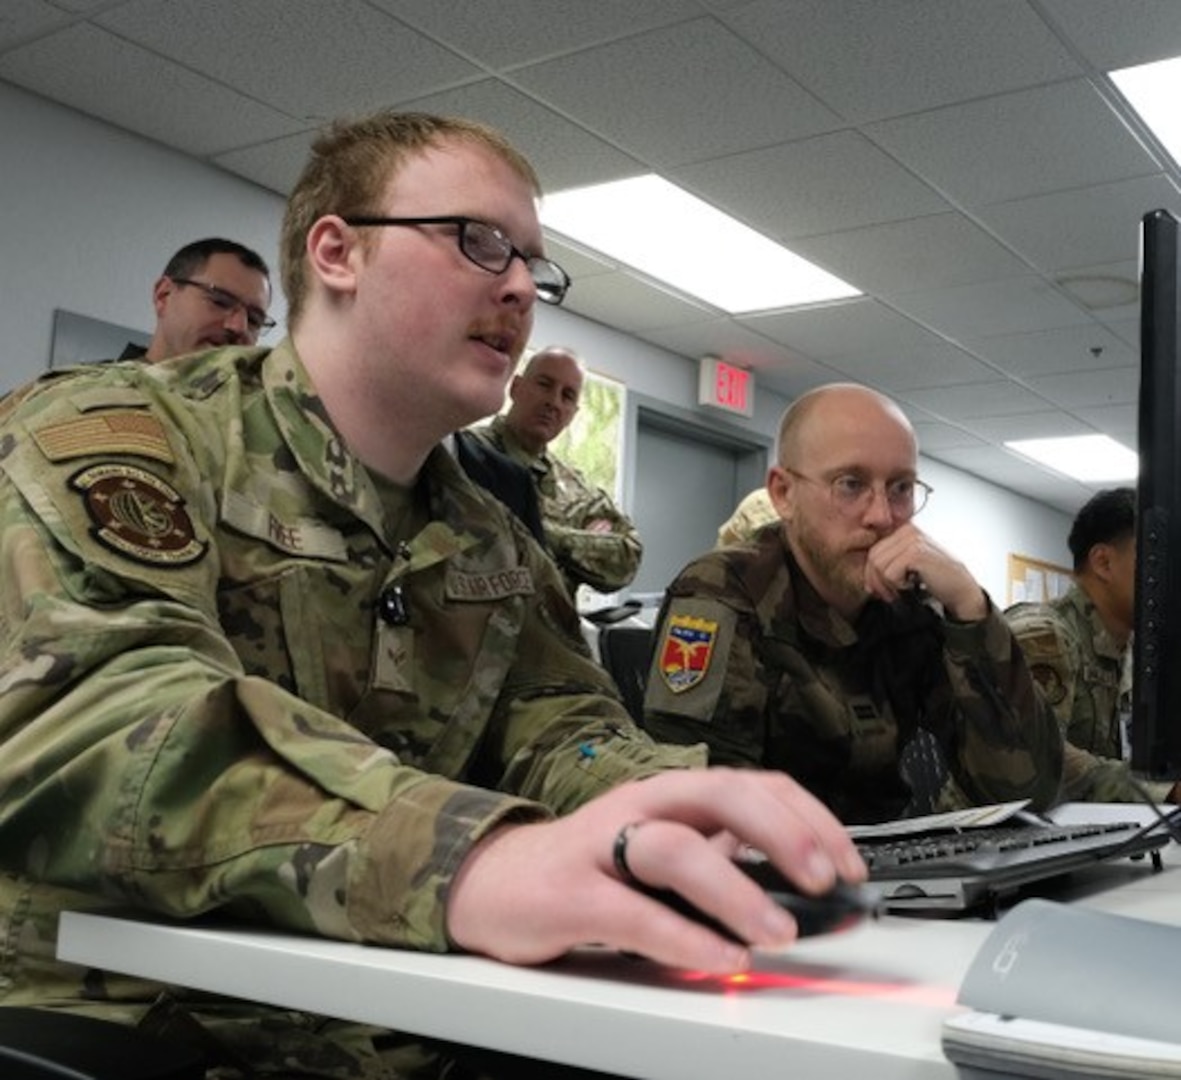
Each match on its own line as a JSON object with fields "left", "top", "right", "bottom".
{"left": 342, "top": 215, "right": 571, "bottom": 306}
{"left": 170, "top": 277, "right": 276, "bottom": 336}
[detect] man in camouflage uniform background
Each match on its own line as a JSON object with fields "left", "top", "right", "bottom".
{"left": 644, "top": 383, "right": 1064, "bottom": 825}
{"left": 716, "top": 486, "right": 777, "bottom": 548}
{"left": 121, "top": 236, "right": 275, "bottom": 361}
{"left": 1006, "top": 487, "right": 1177, "bottom": 803}
{"left": 470, "top": 346, "right": 642, "bottom": 600}
{"left": 0, "top": 111, "right": 866, "bottom": 1078}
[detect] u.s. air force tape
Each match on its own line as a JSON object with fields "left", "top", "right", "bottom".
{"left": 70, "top": 463, "right": 207, "bottom": 567}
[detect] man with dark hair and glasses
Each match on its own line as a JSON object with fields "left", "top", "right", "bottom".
{"left": 0, "top": 112, "right": 864, "bottom": 1078}
{"left": 122, "top": 236, "right": 274, "bottom": 362}
{"left": 1007, "top": 487, "right": 1178, "bottom": 804}
{"left": 645, "top": 382, "right": 1063, "bottom": 825}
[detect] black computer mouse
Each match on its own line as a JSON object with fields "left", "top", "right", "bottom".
{"left": 637, "top": 860, "right": 878, "bottom": 940}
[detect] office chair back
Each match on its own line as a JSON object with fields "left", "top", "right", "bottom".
{"left": 597, "top": 624, "right": 655, "bottom": 725}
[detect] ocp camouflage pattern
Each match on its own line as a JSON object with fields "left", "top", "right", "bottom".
{"left": 643, "top": 528, "right": 1064, "bottom": 823}
{"left": 1007, "top": 583, "right": 1172, "bottom": 802}
{"left": 0, "top": 341, "right": 703, "bottom": 1077}
{"left": 471, "top": 415, "right": 641, "bottom": 597}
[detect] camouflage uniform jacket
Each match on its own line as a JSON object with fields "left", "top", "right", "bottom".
{"left": 471, "top": 415, "right": 642, "bottom": 596}
{"left": 0, "top": 341, "right": 703, "bottom": 1012}
{"left": 1006, "top": 584, "right": 1171, "bottom": 802}
{"left": 643, "top": 527, "right": 1064, "bottom": 823}
{"left": 716, "top": 488, "right": 777, "bottom": 548}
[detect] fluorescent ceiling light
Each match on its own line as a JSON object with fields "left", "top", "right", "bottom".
{"left": 541, "top": 175, "right": 860, "bottom": 314}
{"left": 1110, "top": 55, "right": 1181, "bottom": 166}
{"left": 1005, "top": 435, "right": 1138, "bottom": 483}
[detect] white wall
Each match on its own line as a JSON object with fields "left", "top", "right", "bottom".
{"left": 919, "top": 456, "right": 1070, "bottom": 604}
{"left": 0, "top": 80, "right": 285, "bottom": 390}
{"left": 2, "top": 80, "right": 1071, "bottom": 598}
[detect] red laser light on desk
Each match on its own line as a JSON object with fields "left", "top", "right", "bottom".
{"left": 676, "top": 968, "right": 958, "bottom": 1008}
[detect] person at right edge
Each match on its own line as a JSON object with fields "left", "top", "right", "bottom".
{"left": 1007, "top": 487, "right": 1178, "bottom": 804}
{"left": 644, "top": 383, "right": 1064, "bottom": 825}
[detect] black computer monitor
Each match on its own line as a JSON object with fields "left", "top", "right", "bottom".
{"left": 1131, "top": 208, "right": 1181, "bottom": 780}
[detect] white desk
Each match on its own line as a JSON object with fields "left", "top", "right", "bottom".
{"left": 58, "top": 848, "right": 1181, "bottom": 1080}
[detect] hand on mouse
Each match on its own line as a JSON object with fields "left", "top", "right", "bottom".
{"left": 446, "top": 767, "right": 866, "bottom": 975}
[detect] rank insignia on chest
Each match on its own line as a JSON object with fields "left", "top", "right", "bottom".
{"left": 659, "top": 614, "right": 719, "bottom": 693}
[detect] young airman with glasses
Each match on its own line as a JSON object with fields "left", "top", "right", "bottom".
{"left": 0, "top": 111, "right": 865, "bottom": 1079}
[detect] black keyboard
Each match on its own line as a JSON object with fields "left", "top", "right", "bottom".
{"left": 857, "top": 820, "right": 1170, "bottom": 912}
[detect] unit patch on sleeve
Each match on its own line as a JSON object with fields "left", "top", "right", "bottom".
{"left": 1029, "top": 662, "right": 1068, "bottom": 707}
{"left": 659, "top": 614, "right": 719, "bottom": 693}
{"left": 70, "top": 463, "right": 207, "bottom": 567}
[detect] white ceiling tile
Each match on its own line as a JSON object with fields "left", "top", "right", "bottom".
{"left": 900, "top": 380, "right": 1054, "bottom": 420}
{"left": 892, "top": 276, "right": 1092, "bottom": 339}
{"left": 1054, "top": 259, "right": 1142, "bottom": 330}
{"left": 0, "top": 0, "right": 71, "bottom": 47}
{"left": 672, "top": 131, "right": 949, "bottom": 239}
{"left": 822, "top": 343, "right": 1001, "bottom": 393}
{"left": 969, "top": 322, "right": 1137, "bottom": 378}
{"left": 510, "top": 17, "right": 841, "bottom": 167}
{"left": 637, "top": 318, "right": 794, "bottom": 367}
{"left": 928, "top": 445, "right": 1095, "bottom": 513}
{"left": 1102, "top": 316, "right": 1141, "bottom": 349}
{"left": 97, "top": 0, "right": 479, "bottom": 121}
{"left": 398, "top": 80, "right": 645, "bottom": 194}
{"left": 1024, "top": 366, "right": 1141, "bottom": 408}
{"left": 212, "top": 128, "right": 321, "bottom": 197}
{"left": 540, "top": 235, "right": 618, "bottom": 284}
{"left": 0, "top": 23, "right": 304, "bottom": 156}
{"left": 723, "top": 0, "right": 1081, "bottom": 122}
{"left": 560, "top": 270, "right": 715, "bottom": 333}
{"left": 373, "top": 0, "right": 704, "bottom": 68}
{"left": 960, "top": 411, "right": 1094, "bottom": 442}
{"left": 866, "top": 80, "right": 1162, "bottom": 207}
{"left": 790, "top": 213, "right": 1032, "bottom": 298}
{"left": 976, "top": 175, "right": 1181, "bottom": 273}
{"left": 740, "top": 298, "right": 945, "bottom": 360}
{"left": 1074, "top": 402, "right": 1138, "bottom": 441}
{"left": 912, "top": 421, "right": 987, "bottom": 452}
{"left": 1038, "top": 0, "right": 1181, "bottom": 70}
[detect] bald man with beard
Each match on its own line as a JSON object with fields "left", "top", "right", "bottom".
{"left": 645, "top": 383, "right": 1064, "bottom": 824}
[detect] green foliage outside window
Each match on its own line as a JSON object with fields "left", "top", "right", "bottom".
{"left": 550, "top": 372, "right": 624, "bottom": 500}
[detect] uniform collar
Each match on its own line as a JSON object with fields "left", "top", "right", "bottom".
{"left": 262, "top": 337, "right": 385, "bottom": 533}
{"left": 260, "top": 339, "right": 498, "bottom": 563}
{"left": 1067, "top": 582, "right": 1126, "bottom": 661}
{"left": 745, "top": 529, "right": 862, "bottom": 648}
{"left": 489, "top": 414, "right": 551, "bottom": 477}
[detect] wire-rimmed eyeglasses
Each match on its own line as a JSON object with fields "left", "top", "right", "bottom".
{"left": 169, "top": 277, "right": 276, "bottom": 336}
{"left": 342, "top": 215, "right": 571, "bottom": 306}
{"left": 786, "top": 468, "right": 933, "bottom": 519}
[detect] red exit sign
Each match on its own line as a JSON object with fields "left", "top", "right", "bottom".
{"left": 698, "top": 356, "right": 754, "bottom": 417}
